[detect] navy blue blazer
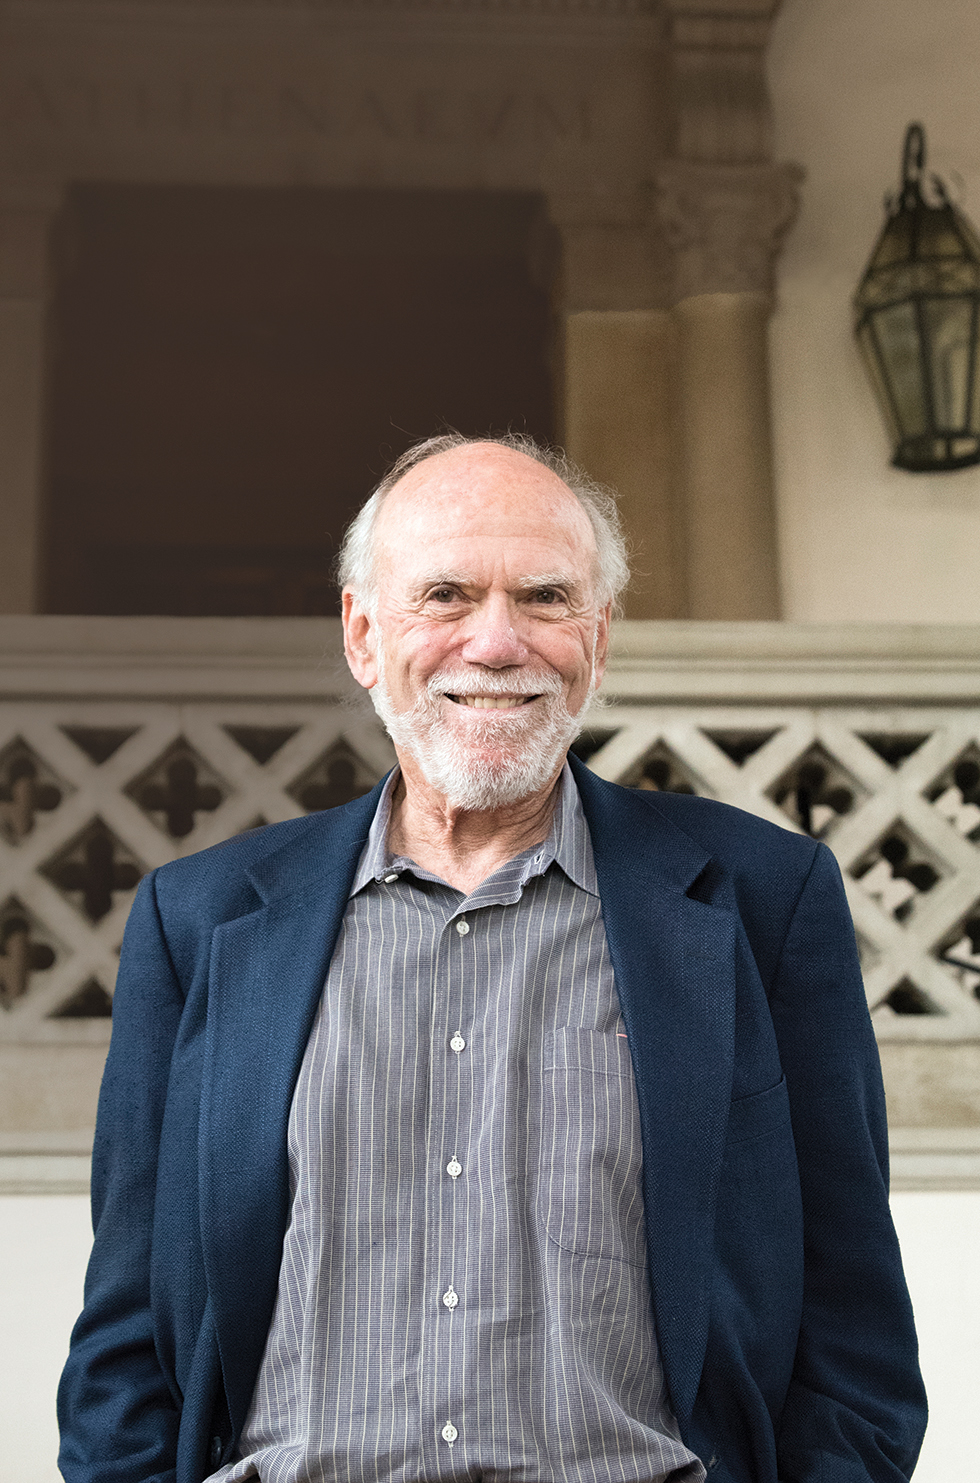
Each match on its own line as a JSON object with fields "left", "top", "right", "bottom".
{"left": 58, "top": 756, "right": 926, "bottom": 1483}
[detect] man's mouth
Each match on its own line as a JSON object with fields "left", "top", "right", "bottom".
{"left": 445, "top": 694, "right": 539, "bottom": 710}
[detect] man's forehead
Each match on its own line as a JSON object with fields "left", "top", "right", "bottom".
{"left": 374, "top": 444, "right": 595, "bottom": 547}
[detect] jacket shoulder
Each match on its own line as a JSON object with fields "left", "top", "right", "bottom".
{"left": 633, "top": 786, "right": 819, "bottom": 871}
{"left": 573, "top": 755, "right": 819, "bottom": 877}
{"left": 147, "top": 781, "right": 385, "bottom": 936}
{"left": 152, "top": 811, "right": 318, "bottom": 900}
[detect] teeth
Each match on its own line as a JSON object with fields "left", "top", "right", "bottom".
{"left": 452, "top": 695, "right": 530, "bottom": 710}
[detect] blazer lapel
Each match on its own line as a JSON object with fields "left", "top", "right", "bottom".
{"left": 198, "top": 784, "right": 384, "bottom": 1434}
{"left": 572, "top": 758, "right": 737, "bottom": 1425}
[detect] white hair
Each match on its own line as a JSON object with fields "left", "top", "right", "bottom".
{"left": 336, "top": 431, "right": 630, "bottom": 614}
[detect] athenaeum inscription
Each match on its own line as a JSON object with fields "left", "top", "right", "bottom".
{"left": 0, "top": 75, "right": 593, "bottom": 146}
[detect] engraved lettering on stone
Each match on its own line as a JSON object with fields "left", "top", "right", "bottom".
{"left": 220, "top": 84, "right": 263, "bottom": 133}
{"left": 532, "top": 93, "right": 589, "bottom": 143}
{"left": 1, "top": 78, "right": 62, "bottom": 128}
{"left": 413, "top": 88, "right": 452, "bottom": 143}
{"left": 0, "top": 75, "right": 592, "bottom": 147}
{"left": 349, "top": 90, "right": 400, "bottom": 140}
{"left": 472, "top": 91, "right": 517, "bottom": 141}
{"left": 277, "top": 86, "right": 335, "bottom": 135}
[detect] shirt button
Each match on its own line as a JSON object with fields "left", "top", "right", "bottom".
{"left": 450, "top": 1032, "right": 466, "bottom": 1054}
{"left": 383, "top": 872, "right": 399, "bottom": 884}
{"left": 441, "top": 1422, "right": 458, "bottom": 1445}
{"left": 442, "top": 1285, "right": 459, "bottom": 1310}
{"left": 455, "top": 918, "right": 470, "bottom": 936}
{"left": 446, "top": 1157, "right": 462, "bottom": 1179}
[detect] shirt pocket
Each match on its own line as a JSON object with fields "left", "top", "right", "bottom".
{"left": 538, "top": 1027, "right": 647, "bottom": 1266}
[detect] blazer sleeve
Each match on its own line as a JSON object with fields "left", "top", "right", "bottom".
{"left": 768, "top": 842, "right": 927, "bottom": 1483}
{"left": 57, "top": 870, "right": 184, "bottom": 1483}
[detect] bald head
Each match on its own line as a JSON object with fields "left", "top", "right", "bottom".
{"left": 337, "top": 431, "right": 629, "bottom": 615}
{"left": 371, "top": 442, "right": 600, "bottom": 600}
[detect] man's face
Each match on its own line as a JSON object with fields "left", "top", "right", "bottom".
{"left": 342, "top": 443, "right": 611, "bottom": 811}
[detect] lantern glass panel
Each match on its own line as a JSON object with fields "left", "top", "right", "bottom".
{"left": 917, "top": 209, "right": 965, "bottom": 261}
{"left": 856, "top": 321, "right": 901, "bottom": 442}
{"left": 874, "top": 301, "right": 929, "bottom": 436}
{"left": 921, "top": 296, "right": 973, "bottom": 429}
{"left": 870, "top": 212, "right": 913, "bottom": 270}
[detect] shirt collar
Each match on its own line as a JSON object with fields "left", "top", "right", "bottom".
{"left": 349, "top": 759, "right": 599, "bottom": 898}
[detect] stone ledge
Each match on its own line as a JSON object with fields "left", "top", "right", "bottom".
{"left": 3, "top": 616, "right": 980, "bottom": 703}
{"left": 0, "top": 1131, "right": 94, "bottom": 1195}
{"left": 888, "top": 1127, "right": 980, "bottom": 1192}
{"left": 0, "top": 1154, "right": 93, "bottom": 1195}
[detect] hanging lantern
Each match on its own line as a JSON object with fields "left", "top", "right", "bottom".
{"left": 854, "top": 123, "right": 980, "bottom": 472}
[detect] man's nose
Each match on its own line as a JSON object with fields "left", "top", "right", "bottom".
{"left": 459, "top": 596, "right": 530, "bottom": 668}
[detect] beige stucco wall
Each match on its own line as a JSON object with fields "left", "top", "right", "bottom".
{"left": 769, "top": 0, "right": 980, "bottom": 622}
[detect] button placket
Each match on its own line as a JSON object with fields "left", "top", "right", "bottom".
{"left": 428, "top": 901, "right": 476, "bottom": 1459}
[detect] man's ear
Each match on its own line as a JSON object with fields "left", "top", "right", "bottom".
{"left": 592, "top": 602, "right": 612, "bottom": 688}
{"left": 342, "top": 589, "right": 379, "bottom": 690}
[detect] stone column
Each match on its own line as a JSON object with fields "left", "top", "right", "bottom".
{"left": 656, "top": 161, "right": 801, "bottom": 619}
{"left": 655, "top": 0, "right": 803, "bottom": 620}
{"left": 563, "top": 310, "right": 685, "bottom": 619}
{"left": 0, "top": 183, "right": 63, "bottom": 614}
{"left": 550, "top": 193, "right": 685, "bottom": 619}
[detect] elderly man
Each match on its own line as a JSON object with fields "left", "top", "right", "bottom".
{"left": 59, "top": 434, "right": 926, "bottom": 1483}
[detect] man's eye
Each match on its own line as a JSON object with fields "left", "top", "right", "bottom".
{"left": 532, "top": 589, "right": 562, "bottom": 605}
{"left": 428, "top": 587, "right": 459, "bottom": 603}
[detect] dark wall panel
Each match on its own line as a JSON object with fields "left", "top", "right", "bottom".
{"left": 44, "top": 185, "right": 555, "bottom": 616}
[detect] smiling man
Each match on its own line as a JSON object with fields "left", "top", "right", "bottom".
{"left": 59, "top": 434, "right": 925, "bottom": 1483}
{"left": 342, "top": 438, "right": 613, "bottom": 889}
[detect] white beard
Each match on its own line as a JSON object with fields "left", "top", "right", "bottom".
{"left": 369, "top": 644, "right": 596, "bottom": 812}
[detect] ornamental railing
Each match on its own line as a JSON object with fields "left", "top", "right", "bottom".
{"left": 2, "top": 616, "right": 980, "bottom": 1048}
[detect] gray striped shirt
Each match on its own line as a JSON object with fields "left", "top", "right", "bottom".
{"left": 210, "top": 765, "right": 703, "bottom": 1483}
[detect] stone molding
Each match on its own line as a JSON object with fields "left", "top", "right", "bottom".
{"left": 11, "top": 0, "right": 658, "bottom": 9}
{"left": 0, "top": 1129, "right": 93, "bottom": 1194}
{"left": 888, "top": 1127, "right": 980, "bottom": 1192}
{"left": 654, "top": 159, "right": 803, "bottom": 300}
{"left": 663, "top": 0, "right": 781, "bottom": 164}
{"left": 655, "top": 1, "right": 804, "bottom": 302}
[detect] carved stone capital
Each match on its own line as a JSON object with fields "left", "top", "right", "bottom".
{"left": 654, "top": 160, "right": 804, "bottom": 301}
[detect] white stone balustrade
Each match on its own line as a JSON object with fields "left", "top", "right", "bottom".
{"left": 1, "top": 616, "right": 979, "bottom": 1190}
